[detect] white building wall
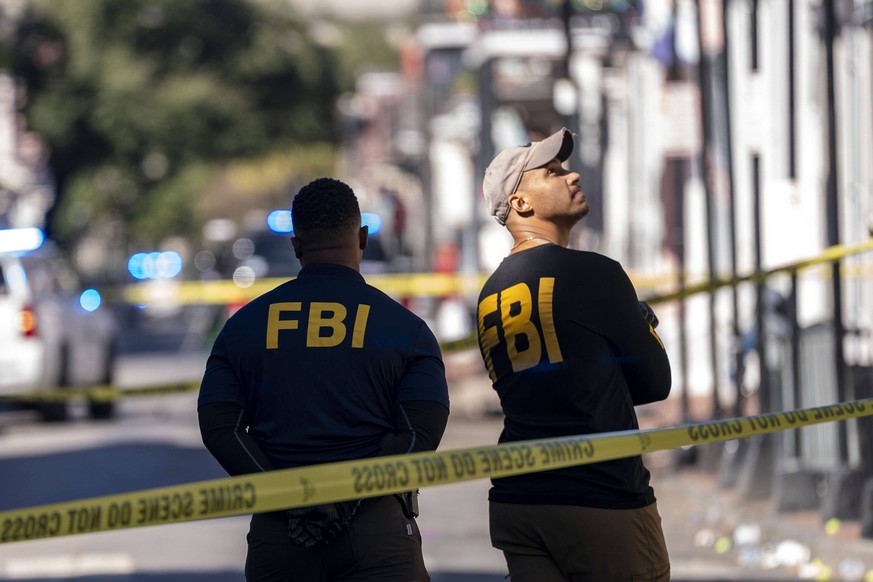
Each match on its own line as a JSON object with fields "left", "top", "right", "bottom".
{"left": 838, "top": 26, "right": 873, "bottom": 365}
{"left": 603, "top": 67, "right": 631, "bottom": 265}
{"left": 613, "top": 0, "right": 871, "bottom": 398}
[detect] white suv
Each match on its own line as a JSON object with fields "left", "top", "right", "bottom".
{"left": 0, "top": 231, "right": 118, "bottom": 421}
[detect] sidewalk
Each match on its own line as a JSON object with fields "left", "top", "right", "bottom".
{"left": 639, "top": 393, "right": 873, "bottom": 580}
{"left": 655, "top": 465, "right": 873, "bottom": 581}
{"left": 441, "top": 355, "right": 873, "bottom": 581}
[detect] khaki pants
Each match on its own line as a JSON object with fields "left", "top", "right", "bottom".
{"left": 490, "top": 501, "right": 670, "bottom": 582}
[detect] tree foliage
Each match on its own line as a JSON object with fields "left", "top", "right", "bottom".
{"left": 12, "top": 0, "right": 344, "bottom": 247}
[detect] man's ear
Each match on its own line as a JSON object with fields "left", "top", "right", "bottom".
{"left": 508, "top": 192, "right": 531, "bottom": 213}
{"left": 359, "top": 225, "right": 369, "bottom": 251}
{"left": 290, "top": 236, "right": 302, "bottom": 259}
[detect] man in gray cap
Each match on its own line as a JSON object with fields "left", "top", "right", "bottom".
{"left": 476, "top": 127, "right": 672, "bottom": 581}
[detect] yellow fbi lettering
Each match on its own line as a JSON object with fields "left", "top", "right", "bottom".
{"left": 267, "top": 302, "right": 371, "bottom": 349}
{"left": 478, "top": 278, "right": 563, "bottom": 379}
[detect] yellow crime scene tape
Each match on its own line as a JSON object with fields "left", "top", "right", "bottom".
{"left": 642, "top": 237, "right": 873, "bottom": 306}
{"left": 439, "top": 237, "right": 873, "bottom": 359}
{"left": 114, "top": 238, "right": 873, "bottom": 307}
{"left": 117, "top": 272, "right": 490, "bottom": 306}
{"left": 3, "top": 238, "right": 872, "bottom": 403}
{"left": 2, "top": 398, "right": 872, "bottom": 544}
{"left": 1, "top": 381, "right": 199, "bottom": 403}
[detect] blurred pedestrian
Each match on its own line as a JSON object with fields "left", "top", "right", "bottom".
{"left": 198, "top": 177, "right": 450, "bottom": 581}
{"left": 731, "top": 286, "right": 792, "bottom": 413}
{"left": 476, "top": 128, "right": 672, "bottom": 581}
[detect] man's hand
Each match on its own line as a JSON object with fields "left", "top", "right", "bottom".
{"left": 287, "top": 501, "right": 359, "bottom": 548}
{"left": 639, "top": 301, "right": 659, "bottom": 329}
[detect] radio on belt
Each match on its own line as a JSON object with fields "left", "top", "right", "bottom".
{"left": 399, "top": 490, "right": 419, "bottom": 518}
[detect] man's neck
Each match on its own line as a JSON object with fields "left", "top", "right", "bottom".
{"left": 508, "top": 225, "right": 569, "bottom": 248}
{"left": 300, "top": 250, "right": 361, "bottom": 272}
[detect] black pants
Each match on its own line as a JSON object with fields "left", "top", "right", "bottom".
{"left": 245, "top": 496, "right": 429, "bottom": 582}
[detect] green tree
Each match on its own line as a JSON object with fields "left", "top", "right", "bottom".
{"left": 12, "top": 0, "right": 343, "bottom": 250}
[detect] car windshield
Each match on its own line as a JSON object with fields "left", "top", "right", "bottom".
{"left": 240, "top": 231, "right": 389, "bottom": 278}
{"left": 248, "top": 232, "right": 301, "bottom": 277}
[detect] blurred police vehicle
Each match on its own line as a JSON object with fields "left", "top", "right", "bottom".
{"left": 231, "top": 228, "right": 303, "bottom": 285}
{"left": 0, "top": 228, "right": 118, "bottom": 422}
{"left": 230, "top": 210, "right": 391, "bottom": 287}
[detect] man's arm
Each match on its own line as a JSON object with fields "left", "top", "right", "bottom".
{"left": 379, "top": 400, "right": 450, "bottom": 456}
{"left": 198, "top": 402, "right": 275, "bottom": 475}
{"left": 383, "top": 321, "right": 451, "bottom": 454}
{"left": 198, "top": 397, "right": 449, "bottom": 474}
{"left": 601, "top": 263, "right": 672, "bottom": 405}
{"left": 198, "top": 332, "right": 275, "bottom": 476}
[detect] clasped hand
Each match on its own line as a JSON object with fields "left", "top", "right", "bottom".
{"left": 286, "top": 501, "right": 359, "bottom": 548}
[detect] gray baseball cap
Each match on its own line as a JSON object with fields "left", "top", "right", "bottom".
{"left": 482, "top": 127, "right": 575, "bottom": 225}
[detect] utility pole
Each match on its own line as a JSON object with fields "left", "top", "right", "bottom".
{"left": 823, "top": 0, "right": 849, "bottom": 462}
{"left": 667, "top": 0, "right": 691, "bottom": 428}
{"left": 819, "top": 0, "right": 862, "bottom": 524}
{"left": 696, "top": 0, "right": 723, "bottom": 422}
{"left": 721, "top": 0, "right": 742, "bottom": 418}
{"left": 788, "top": 0, "right": 797, "bottom": 180}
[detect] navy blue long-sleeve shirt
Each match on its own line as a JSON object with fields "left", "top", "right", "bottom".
{"left": 477, "top": 244, "right": 671, "bottom": 508}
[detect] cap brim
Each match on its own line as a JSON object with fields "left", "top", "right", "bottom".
{"left": 522, "top": 128, "right": 574, "bottom": 172}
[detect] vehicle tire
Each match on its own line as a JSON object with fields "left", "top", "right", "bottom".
{"left": 87, "top": 399, "right": 114, "bottom": 421}
{"left": 36, "top": 345, "right": 70, "bottom": 423}
{"left": 87, "top": 340, "right": 117, "bottom": 421}
{"left": 35, "top": 398, "right": 69, "bottom": 422}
